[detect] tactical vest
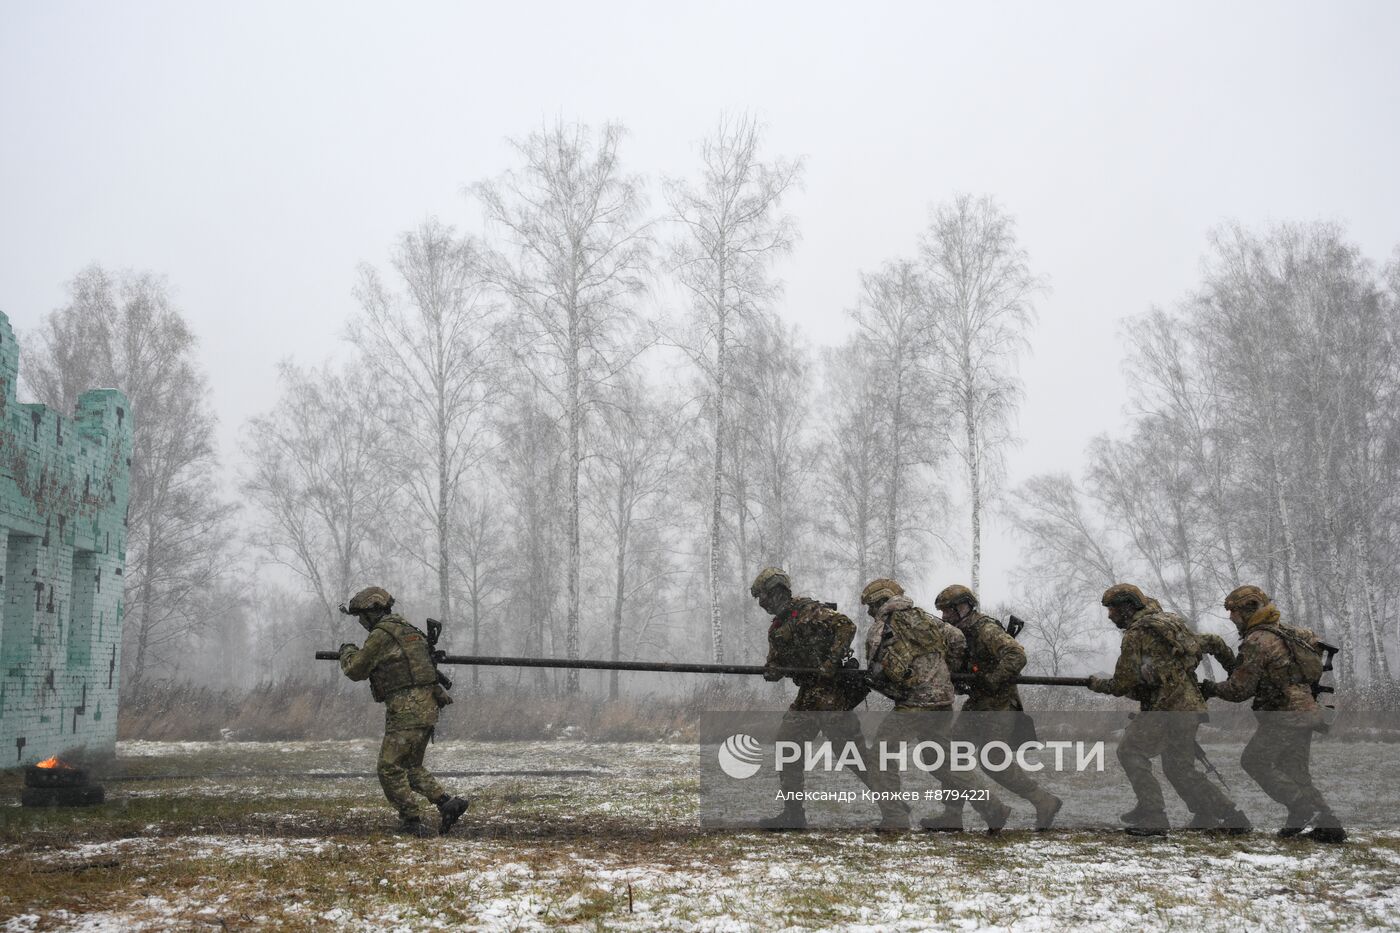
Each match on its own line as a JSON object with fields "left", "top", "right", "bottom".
{"left": 368, "top": 617, "right": 440, "bottom": 702}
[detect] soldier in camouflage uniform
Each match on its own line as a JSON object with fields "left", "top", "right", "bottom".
{"left": 752, "top": 567, "right": 875, "bottom": 830}
{"left": 1087, "top": 583, "right": 1250, "bottom": 835}
{"left": 861, "top": 578, "right": 1012, "bottom": 834}
{"left": 1201, "top": 585, "right": 1345, "bottom": 843}
{"left": 934, "top": 584, "right": 1062, "bottom": 831}
{"left": 338, "top": 586, "right": 470, "bottom": 838}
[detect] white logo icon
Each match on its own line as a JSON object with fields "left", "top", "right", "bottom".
{"left": 717, "top": 733, "right": 763, "bottom": 779}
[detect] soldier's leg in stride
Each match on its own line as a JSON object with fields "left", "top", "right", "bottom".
{"left": 1245, "top": 718, "right": 1340, "bottom": 839}
{"left": 1161, "top": 717, "right": 1247, "bottom": 831}
{"left": 1116, "top": 715, "right": 1169, "bottom": 830}
{"left": 1242, "top": 718, "right": 1323, "bottom": 808}
{"left": 824, "top": 710, "right": 879, "bottom": 792}
{"left": 401, "top": 728, "right": 470, "bottom": 835}
{"left": 379, "top": 729, "right": 433, "bottom": 833}
{"left": 926, "top": 714, "right": 975, "bottom": 830}
{"left": 975, "top": 712, "right": 1062, "bottom": 830}
{"left": 762, "top": 707, "right": 821, "bottom": 829}
{"left": 920, "top": 716, "right": 1011, "bottom": 834}
{"left": 864, "top": 710, "right": 913, "bottom": 830}
{"left": 401, "top": 727, "right": 448, "bottom": 803}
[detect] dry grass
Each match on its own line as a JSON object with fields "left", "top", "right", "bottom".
{"left": 3, "top": 740, "right": 1399, "bottom": 931}
{"left": 118, "top": 679, "right": 773, "bottom": 743}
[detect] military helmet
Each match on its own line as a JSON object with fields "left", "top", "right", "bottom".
{"left": 347, "top": 586, "right": 394, "bottom": 614}
{"left": 1224, "top": 585, "right": 1269, "bottom": 614}
{"left": 934, "top": 584, "right": 978, "bottom": 611}
{"left": 860, "top": 578, "right": 904, "bottom": 606}
{"left": 750, "top": 567, "right": 791, "bottom": 598}
{"left": 1100, "top": 583, "right": 1147, "bottom": 610}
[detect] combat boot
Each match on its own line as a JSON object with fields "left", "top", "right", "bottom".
{"left": 919, "top": 805, "right": 964, "bottom": 833}
{"left": 759, "top": 802, "right": 807, "bottom": 831}
{"left": 1031, "top": 791, "right": 1063, "bottom": 832}
{"left": 979, "top": 800, "right": 1012, "bottom": 836}
{"left": 1119, "top": 803, "right": 1154, "bottom": 824}
{"left": 396, "top": 817, "right": 436, "bottom": 839}
{"left": 1212, "top": 805, "right": 1252, "bottom": 836}
{"left": 436, "top": 795, "right": 470, "bottom": 835}
{"left": 1124, "top": 811, "right": 1169, "bottom": 836}
{"left": 1303, "top": 808, "right": 1347, "bottom": 844}
{"left": 1184, "top": 811, "right": 1218, "bottom": 831}
{"left": 1278, "top": 803, "right": 1316, "bottom": 839}
{"left": 873, "top": 795, "right": 907, "bottom": 829}
{"left": 876, "top": 802, "right": 911, "bottom": 833}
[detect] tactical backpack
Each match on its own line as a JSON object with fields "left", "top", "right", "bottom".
{"left": 1138, "top": 611, "right": 1203, "bottom": 665}
{"left": 1257, "top": 623, "right": 1327, "bottom": 688}
{"left": 884, "top": 607, "right": 950, "bottom": 673}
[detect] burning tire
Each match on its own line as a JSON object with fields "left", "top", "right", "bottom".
{"left": 25, "top": 761, "right": 90, "bottom": 789}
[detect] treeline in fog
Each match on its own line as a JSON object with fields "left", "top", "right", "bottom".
{"left": 18, "top": 118, "right": 1400, "bottom": 701}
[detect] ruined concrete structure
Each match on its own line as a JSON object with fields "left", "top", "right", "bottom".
{"left": 0, "top": 311, "right": 132, "bottom": 765}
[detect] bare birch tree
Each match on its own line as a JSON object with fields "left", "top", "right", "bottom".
{"left": 848, "top": 258, "right": 945, "bottom": 579}
{"left": 1012, "top": 581, "right": 1097, "bottom": 676}
{"left": 665, "top": 114, "right": 801, "bottom": 662}
{"left": 22, "top": 265, "right": 233, "bottom": 689}
{"left": 351, "top": 219, "right": 496, "bottom": 642}
{"left": 242, "top": 361, "right": 399, "bottom": 657}
{"left": 818, "top": 339, "right": 884, "bottom": 611}
{"left": 923, "top": 195, "right": 1039, "bottom": 590}
{"left": 583, "top": 377, "right": 684, "bottom": 698}
{"left": 474, "top": 121, "right": 651, "bottom": 690}
{"left": 451, "top": 473, "right": 510, "bottom": 687}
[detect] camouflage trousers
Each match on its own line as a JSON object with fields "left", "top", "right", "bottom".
{"left": 945, "top": 712, "right": 1051, "bottom": 810}
{"left": 774, "top": 706, "right": 877, "bottom": 800}
{"left": 378, "top": 727, "right": 447, "bottom": 821}
{"left": 1241, "top": 716, "right": 1329, "bottom": 815}
{"left": 1118, "top": 713, "right": 1235, "bottom": 820}
{"left": 870, "top": 708, "right": 1007, "bottom": 822}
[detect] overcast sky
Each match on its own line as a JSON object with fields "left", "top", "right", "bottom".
{"left": 2, "top": 0, "right": 1397, "bottom": 605}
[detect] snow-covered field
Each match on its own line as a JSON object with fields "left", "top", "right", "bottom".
{"left": 2, "top": 739, "right": 1398, "bottom": 931}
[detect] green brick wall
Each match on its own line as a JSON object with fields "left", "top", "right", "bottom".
{"left": 0, "top": 311, "right": 132, "bottom": 766}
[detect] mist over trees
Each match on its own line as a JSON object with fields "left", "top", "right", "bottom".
{"left": 1008, "top": 222, "right": 1400, "bottom": 685}
{"left": 23, "top": 265, "right": 234, "bottom": 690}
{"left": 21, "top": 121, "right": 1399, "bottom": 699}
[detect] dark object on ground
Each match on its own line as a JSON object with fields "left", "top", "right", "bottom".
{"left": 437, "top": 795, "right": 470, "bottom": 835}
{"left": 22, "top": 757, "right": 106, "bottom": 807}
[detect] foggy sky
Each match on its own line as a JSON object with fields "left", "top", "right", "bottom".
{"left": 2, "top": 0, "right": 1398, "bottom": 605}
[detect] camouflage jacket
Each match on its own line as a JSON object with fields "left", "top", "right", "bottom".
{"left": 864, "top": 596, "right": 965, "bottom": 710}
{"left": 1212, "top": 613, "right": 1320, "bottom": 713}
{"left": 1091, "top": 607, "right": 1207, "bottom": 712}
{"left": 766, "top": 596, "right": 856, "bottom": 689}
{"left": 956, "top": 613, "right": 1026, "bottom": 712}
{"left": 340, "top": 614, "right": 448, "bottom": 732}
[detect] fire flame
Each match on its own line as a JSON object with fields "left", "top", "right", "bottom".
{"left": 35, "top": 755, "right": 74, "bottom": 770}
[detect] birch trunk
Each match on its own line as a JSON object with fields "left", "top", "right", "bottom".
{"left": 709, "top": 299, "right": 727, "bottom": 664}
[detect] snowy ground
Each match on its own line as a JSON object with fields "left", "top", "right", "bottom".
{"left": 2, "top": 739, "right": 1399, "bottom": 931}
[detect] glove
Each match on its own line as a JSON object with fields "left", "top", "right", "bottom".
{"left": 762, "top": 666, "right": 783, "bottom": 683}
{"left": 338, "top": 642, "right": 357, "bottom": 657}
{"left": 1199, "top": 679, "right": 1217, "bottom": 699}
{"left": 1086, "top": 676, "right": 1110, "bottom": 694}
